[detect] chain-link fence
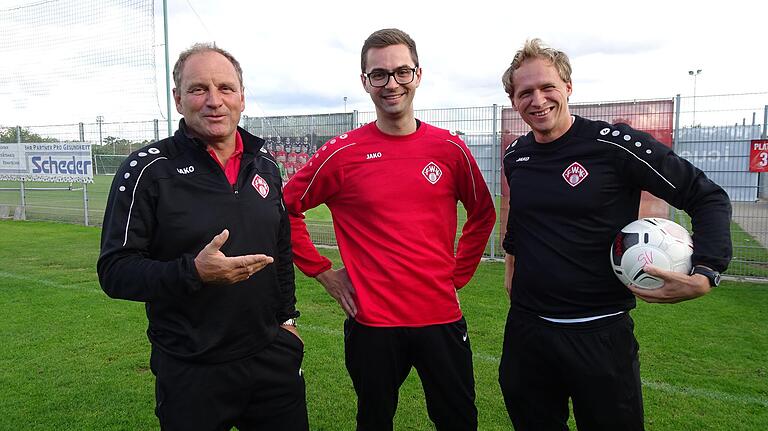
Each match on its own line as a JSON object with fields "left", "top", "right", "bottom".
{"left": 1, "top": 93, "right": 767, "bottom": 279}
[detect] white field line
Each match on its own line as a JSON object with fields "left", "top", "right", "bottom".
{"left": 641, "top": 380, "right": 768, "bottom": 407}
{"left": 4, "top": 274, "right": 766, "bottom": 408}
{"left": 0, "top": 271, "right": 96, "bottom": 291}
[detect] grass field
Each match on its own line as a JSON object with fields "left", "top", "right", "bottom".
{"left": 0, "top": 220, "right": 766, "bottom": 430}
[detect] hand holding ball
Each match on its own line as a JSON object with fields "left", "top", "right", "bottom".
{"left": 610, "top": 218, "right": 693, "bottom": 289}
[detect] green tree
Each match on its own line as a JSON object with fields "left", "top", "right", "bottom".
{"left": 0, "top": 127, "right": 58, "bottom": 143}
{"left": 94, "top": 136, "right": 141, "bottom": 155}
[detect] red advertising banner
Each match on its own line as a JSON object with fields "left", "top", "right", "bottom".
{"left": 750, "top": 139, "right": 768, "bottom": 172}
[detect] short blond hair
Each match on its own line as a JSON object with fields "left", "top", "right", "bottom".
{"left": 501, "top": 38, "right": 572, "bottom": 98}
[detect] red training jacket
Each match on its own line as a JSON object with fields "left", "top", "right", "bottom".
{"left": 284, "top": 122, "right": 496, "bottom": 326}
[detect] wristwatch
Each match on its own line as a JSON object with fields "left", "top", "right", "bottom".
{"left": 690, "top": 265, "right": 721, "bottom": 287}
{"left": 281, "top": 318, "right": 298, "bottom": 327}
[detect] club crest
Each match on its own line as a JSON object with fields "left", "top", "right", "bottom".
{"left": 422, "top": 162, "right": 443, "bottom": 185}
{"left": 562, "top": 162, "right": 589, "bottom": 187}
{"left": 251, "top": 174, "right": 269, "bottom": 198}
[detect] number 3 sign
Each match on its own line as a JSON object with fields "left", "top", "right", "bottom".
{"left": 750, "top": 140, "right": 768, "bottom": 172}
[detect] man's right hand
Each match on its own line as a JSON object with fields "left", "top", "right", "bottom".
{"left": 194, "top": 229, "right": 274, "bottom": 285}
{"left": 316, "top": 267, "right": 357, "bottom": 317}
{"left": 504, "top": 254, "right": 515, "bottom": 298}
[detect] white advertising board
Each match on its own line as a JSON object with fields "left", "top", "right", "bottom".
{"left": 0, "top": 142, "right": 93, "bottom": 183}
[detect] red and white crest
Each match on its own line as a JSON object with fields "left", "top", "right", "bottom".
{"left": 251, "top": 174, "right": 269, "bottom": 198}
{"left": 422, "top": 162, "right": 443, "bottom": 184}
{"left": 562, "top": 162, "right": 589, "bottom": 187}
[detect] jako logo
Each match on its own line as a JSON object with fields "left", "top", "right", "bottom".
{"left": 366, "top": 152, "right": 382, "bottom": 160}
{"left": 516, "top": 156, "right": 530, "bottom": 162}
{"left": 176, "top": 166, "right": 195, "bottom": 175}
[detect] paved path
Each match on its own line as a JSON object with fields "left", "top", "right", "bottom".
{"left": 731, "top": 200, "right": 768, "bottom": 248}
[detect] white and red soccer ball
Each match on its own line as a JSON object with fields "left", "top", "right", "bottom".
{"left": 610, "top": 218, "right": 693, "bottom": 290}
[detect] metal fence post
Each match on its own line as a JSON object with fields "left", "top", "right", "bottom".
{"left": 16, "top": 126, "right": 26, "bottom": 220}
{"left": 309, "top": 116, "right": 315, "bottom": 147}
{"left": 83, "top": 182, "right": 89, "bottom": 226}
{"left": 671, "top": 95, "right": 682, "bottom": 220}
{"left": 490, "top": 104, "right": 499, "bottom": 259}
{"left": 154, "top": 119, "right": 160, "bottom": 142}
{"left": 97, "top": 115, "right": 105, "bottom": 152}
{"left": 79, "top": 121, "right": 89, "bottom": 225}
{"left": 673, "top": 94, "right": 682, "bottom": 150}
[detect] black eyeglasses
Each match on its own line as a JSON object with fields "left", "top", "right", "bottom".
{"left": 364, "top": 67, "right": 417, "bottom": 88}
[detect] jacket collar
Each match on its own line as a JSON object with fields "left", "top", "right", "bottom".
{"left": 175, "top": 119, "right": 265, "bottom": 156}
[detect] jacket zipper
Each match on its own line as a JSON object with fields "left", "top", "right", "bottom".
{"left": 234, "top": 158, "right": 256, "bottom": 198}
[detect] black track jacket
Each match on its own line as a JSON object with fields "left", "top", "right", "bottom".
{"left": 503, "top": 115, "right": 732, "bottom": 318}
{"left": 98, "top": 120, "right": 297, "bottom": 363}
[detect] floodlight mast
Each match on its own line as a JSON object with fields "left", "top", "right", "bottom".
{"left": 688, "top": 69, "right": 702, "bottom": 127}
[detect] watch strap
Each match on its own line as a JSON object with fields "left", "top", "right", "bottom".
{"left": 690, "top": 265, "right": 721, "bottom": 287}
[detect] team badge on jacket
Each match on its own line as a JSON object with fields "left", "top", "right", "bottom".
{"left": 562, "top": 162, "right": 589, "bottom": 187}
{"left": 422, "top": 162, "right": 443, "bottom": 185}
{"left": 251, "top": 174, "right": 269, "bottom": 198}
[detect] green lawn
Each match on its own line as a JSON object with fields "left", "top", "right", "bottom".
{"left": 672, "top": 210, "right": 768, "bottom": 278}
{"left": 0, "top": 220, "right": 766, "bottom": 430}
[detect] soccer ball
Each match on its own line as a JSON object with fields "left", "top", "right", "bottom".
{"left": 610, "top": 218, "right": 693, "bottom": 289}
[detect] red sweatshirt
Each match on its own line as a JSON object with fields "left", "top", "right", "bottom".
{"left": 283, "top": 122, "right": 496, "bottom": 326}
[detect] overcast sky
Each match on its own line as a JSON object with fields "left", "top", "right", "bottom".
{"left": 156, "top": 0, "right": 767, "bottom": 120}
{"left": 2, "top": 0, "right": 767, "bottom": 126}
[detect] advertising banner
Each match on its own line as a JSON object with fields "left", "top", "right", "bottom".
{"left": 749, "top": 139, "right": 768, "bottom": 173}
{"left": 0, "top": 142, "right": 93, "bottom": 183}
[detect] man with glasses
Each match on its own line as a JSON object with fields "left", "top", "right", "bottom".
{"left": 283, "top": 28, "right": 496, "bottom": 430}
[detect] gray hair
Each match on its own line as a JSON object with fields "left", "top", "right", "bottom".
{"left": 173, "top": 43, "right": 243, "bottom": 90}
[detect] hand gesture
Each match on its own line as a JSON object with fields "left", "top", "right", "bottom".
{"left": 194, "top": 229, "right": 274, "bottom": 285}
{"left": 316, "top": 267, "right": 357, "bottom": 316}
{"left": 627, "top": 264, "right": 711, "bottom": 304}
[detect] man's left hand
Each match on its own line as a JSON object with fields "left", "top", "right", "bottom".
{"left": 627, "top": 264, "right": 712, "bottom": 303}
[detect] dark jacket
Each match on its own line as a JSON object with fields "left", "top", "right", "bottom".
{"left": 503, "top": 115, "right": 732, "bottom": 318}
{"left": 97, "top": 120, "right": 297, "bottom": 363}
